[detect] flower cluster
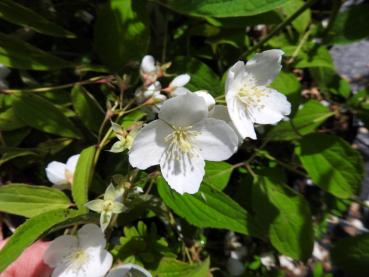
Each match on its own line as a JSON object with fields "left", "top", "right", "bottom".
{"left": 128, "top": 50, "right": 291, "bottom": 194}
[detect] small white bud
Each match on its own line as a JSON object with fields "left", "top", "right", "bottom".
{"left": 140, "top": 55, "right": 156, "bottom": 73}
{"left": 170, "top": 74, "right": 190, "bottom": 88}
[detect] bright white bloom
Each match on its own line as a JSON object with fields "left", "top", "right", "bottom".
{"left": 140, "top": 55, "right": 156, "bottom": 74}
{"left": 45, "top": 154, "right": 80, "bottom": 189}
{"left": 106, "top": 264, "right": 152, "bottom": 277}
{"left": 278, "top": 255, "right": 302, "bottom": 275}
{"left": 260, "top": 253, "right": 276, "bottom": 269}
{"left": 169, "top": 74, "right": 190, "bottom": 88}
{"left": 44, "top": 224, "right": 113, "bottom": 277}
{"left": 194, "top": 90, "right": 216, "bottom": 110}
{"left": 225, "top": 50, "right": 291, "bottom": 139}
{"left": 129, "top": 93, "right": 238, "bottom": 194}
{"left": 85, "top": 184, "right": 124, "bottom": 232}
{"left": 0, "top": 64, "right": 10, "bottom": 89}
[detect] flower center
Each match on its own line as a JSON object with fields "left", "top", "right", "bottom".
{"left": 102, "top": 200, "right": 114, "bottom": 212}
{"left": 64, "top": 248, "right": 89, "bottom": 272}
{"left": 64, "top": 169, "right": 74, "bottom": 184}
{"left": 165, "top": 126, "right": 199, "bottom": 159}
{"left": 237, "top": 75, "right": 267, "bottom": 108}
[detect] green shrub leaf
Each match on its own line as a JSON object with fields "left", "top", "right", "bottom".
{"left": 296, "top": 134, "right": 364, "bottom": 199}
{"left": 0, "top": 184, "right": 71, "bottom": 217}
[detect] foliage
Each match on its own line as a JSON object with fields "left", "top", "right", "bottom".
{"left": 0, "top": 0, "right": 368, "bottom": 276}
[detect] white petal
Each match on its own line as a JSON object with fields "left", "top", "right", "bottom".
{"left": 45, "top": 161, "right": 68, "bottom": 186}
{"left": 144, "top": 81, "right": 161, "bottom": 98}
{"left": 225, "top": 61, "right": 245, "bottom": 93}
{"left": 66, "top": 154, "right": 80, "bottom": 174}
{"left": 170, "top": 74, "right": 190, "bottom": 88}
{"left": 84, "top": 248, "right": 113, "bottom": 277}
{"left": 226, "top": 96, "right": 256, "bottom": 139}
{"left": 140, "top": 55, "right": 156, "bottom": 73}
{"left": 209, "top": 105, "right": 230, "bottom": 122}
{"left": 85, "top": 199, "right": 104, "bottom": 212}
{"left": 194, "top": 90, "right": 215, "bottom": 110}
{"left": 171, "top": 87, "right": 190, "bottom": 97}
{"left": 160, "top": 150, "right": 205, "bottom": 195}
{"left": 245, "top": 49, "right": 284, "bottom": 86}
{"left": 44, "top": 235, "right": 77, "bottom": 267}
{"left": 104, "top": 183, "right": 117, "bottom": 201}
{"left": 78, "top": 224, "right": 106, "bottom": 249}
{"left": 100, "top": 211, "right": 113, "bottom": 232}
{"left": 193, "top": 118, "right": 238, "bottom": 161}
{"left": 129, "top": 120, "right": 172, "bottom": 170}
{"left": 159, "top": 93, "right": 208, "bottom": 127}
{"left": 248, "top": 89, "right": 291, "bottom": 125}
{"left": 106, "top": 264, "right": 152, "bottom": 277}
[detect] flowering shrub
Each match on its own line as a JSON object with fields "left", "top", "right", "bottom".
{"left": 0, "top": 0, "right": 369, "bottom": 276}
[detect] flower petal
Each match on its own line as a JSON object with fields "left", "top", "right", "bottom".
{"left": 194, "top": 90, "right": 215, "bottom": 110}
{"left": 106, "top": 264, "right": 152, "bottom": 277}
{"left": 225, "top": 61, "right": 245, "bottom": 93}
{"left": 140, "top": 55, "right": 156, "bottom": 73}
{"left": 65, "top": 154, "right": 80, "bottom": 174}
{"left": 82, "top": 248, "right": 113, "bottom": 277}
{"left": 245, "top": 49, "right": 284, "bottom": 86}
{"left": 160, "top": 150, "right": 205, "bottom": 195}
{"left": 193, "top": 118, "right": 238, "bottom": 161}
{"left": 85, "top": 199, "right": 104, "bottom": 213}
{"left": 248, "top": 88, "right": 291, "bottom": 125}
{"left": 129, "top": 120, "right": 172, "bottom": 170}
{"left": 170, "top": 74, "right": 190, "bottom": 88}
{"left": 104, "top": 183, "right": 117, "bottom": 201}
{"left": 112, "top": 202, "right": 124, "bottom": 213}
{"left": 78, "top": 224, "right": 106, "bottom": 249}
{"left": 226, "top": 96, "right": 256, "bottom": 139}
{"left": 171, "top": 87, "right": 190, "bottom": 97}
{"left": 43, "top": 235, "right": 77, "bottom": 267}
{"left": 159, "top": 93, "right": 208, "bottom": 127}
{"left": 100, "top": 211, "right": 113, "bottom": 232}
{"left": 45, "top": 161, "right": 67, "bottom": 186}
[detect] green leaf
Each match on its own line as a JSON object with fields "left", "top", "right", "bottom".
{"left": 204, "top": 161, "right": 233, "bottom": 190}
{"left": 326, "top": 3, "right": 369, "bottom": 45}
{"left": 94, "top": 0, "right": 149, "bottom": 72}
{"left": 72, "top": 145, "right": 97, "bottom": 210}
{"left": 270, "top": 71, "right": 301, "bottom": 115}
{"left": 171, "top": 56, "right": 221, "bottom": 96}
{"left": 252, "top": 174, "right": 314, "bottom": 260}
{"left": 0, "top": 147, "right": 38, "bottom": 166}
{"left": 157, "top": 177, "right": 250, "bottom": 235}
{"left": 281, "top": 0, "right": 311, "bottom": 34}
{"left": 13, "top": 93, "right": 82, "bottom": 139}
{"left": 0, "top": 208, "right": 85, "bottom": 272}
{"left": 155, "top": 257, "right": 210, "bottom": 277}
{"left": 267, "top": 100, "right": 333, "bottom": 141}
{"left": 0, "top": 184, "right": 71, "bottom": 217}
{"left": 0, "top": 32, "right": 73, "bottom": 70}
{"left": 156, "top": 0, "right": 292, "bottom": 18}
{"left": 71, "top": 85, "right": 104, "bottom": 133}
{"left": 296, "top": 134, "right": 364, "bottom": 199}
{"left": 331, "top": 234, "right": 369, "bottom": 274}
{"left": 0, "top": 0, "right": 75, "bottom": 38}
{"left": 294, "top": 46, "right": 334, "bottom": 69}
{"left": 0, "top": 108, "right": 26, "bottom": 131}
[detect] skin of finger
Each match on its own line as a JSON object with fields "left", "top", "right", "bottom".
{"left": 0, "top": 240, "right": 52, "bottom": 277}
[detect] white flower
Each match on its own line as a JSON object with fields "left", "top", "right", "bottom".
{"left": 170, "top": 74, "right": 190, "bottom": 88}
{"left": 45, "top": 154, "right": 80, "bottom": 189}
{"left": 106, "top": 264, "right": 152, "bottom": 277}
{"left": 85, "top": 183, "right": 124, "bottom": 232}
{"left": 44, "top": 224, "right": 113, "bottom": 277}
{"left": 129, "top": 93, "right": 238, "bottom": 194}
{"left": 0, "top": 64, "right": 10, "bottom": 89}
{"left": 140, "top": 55, "right": 156, "bottom": 74}
{"left": 225, "top": 49, "right": 291, "bottom": 139}
{"left": 260, "top": 253, "right": 276, "bottom": 269}
{"left": 194, "top": 90, "right": 216, "bottom": 110}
